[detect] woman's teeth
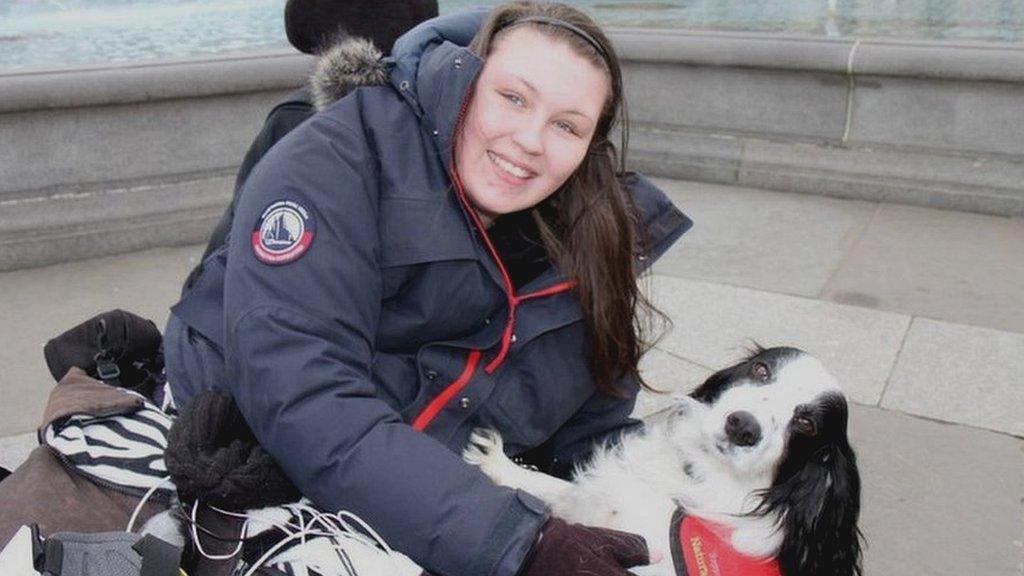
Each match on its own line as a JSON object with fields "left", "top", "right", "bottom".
{"left": 489, "top": 151, "right": 532, "bottom": 179}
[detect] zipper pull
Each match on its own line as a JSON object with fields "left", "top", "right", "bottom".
{"left": 93, "top": 319, "right": 121, "bottom": 382}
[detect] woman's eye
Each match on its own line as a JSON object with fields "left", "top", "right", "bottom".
{"left": 752, "top": 362, "right": 770, "bottom": 381}
{"left": 554, "top": 120, "right": 578, "bottom": 135}
{"left": 793, "top": 416, "right": 817, "bottom": 436}
{"left": 502, "top": 92, "right": 524, "bottom": 107}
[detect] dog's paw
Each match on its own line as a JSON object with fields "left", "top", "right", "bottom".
{"left": 463, "top": 428, "right": 514, "bottom": 483}
{"left": 463, "top": 427, "right": 504, "bottom": 464}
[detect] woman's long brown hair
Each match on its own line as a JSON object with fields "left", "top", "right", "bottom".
{"left": 470, "top": 1, "right": 665, "bottom": 396}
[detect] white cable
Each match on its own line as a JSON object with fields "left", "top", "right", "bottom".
{"left": 195, "top": 501, "right": 405, "bottom": 576}
{"left": 293, "top": 503, "right": 343, "bottom": 536}
{"left": 336, "top": 510, "right": 394, "bottom": 553}
{"left": 208, "top": 504, "right": 300, "bottom": 537}
{"left": 298, "top": 505, "right": 310, "bottom": 547}
{"left": 190, "top": 500, "right": 247, "bottom": 560}
{"left": 126, "top": 475, "right": 173, "bottom": 533}
{"left": 241, "top": 529, "right": 320, "bottom": 576}
{"left": 207, "top": 502, "right": 343, "bottom": 544}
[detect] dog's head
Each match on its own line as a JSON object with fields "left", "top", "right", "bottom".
{"left": 689, "top": 346, "right": 863, "bottom": 576}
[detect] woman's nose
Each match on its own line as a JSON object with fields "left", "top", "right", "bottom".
{"left": 512, "top": 117, "right": 545, "bottom": 156}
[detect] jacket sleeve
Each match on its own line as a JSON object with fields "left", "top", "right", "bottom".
{"left": 184, "top": 94, "right": 317, "bottom": 294}
{"left": 202, "top": 93, "right": 316, "bottom": 262}
{"left": 223, "top": 112, "right": 547, "bottom": 576}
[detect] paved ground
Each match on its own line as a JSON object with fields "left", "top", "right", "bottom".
{"left": 1, "top": 179, "right": 1021, "bottom": 575}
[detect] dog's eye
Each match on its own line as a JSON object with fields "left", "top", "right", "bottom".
{"left": 793, "top": 415, "right": 817, "bottom": 436}
{"left": 752, "top": 362, "right": 770, "bottom": 382}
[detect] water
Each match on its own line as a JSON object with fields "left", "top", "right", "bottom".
{"left": 532, "top": 0, "right": 1024, "bottom": 41}
{"left": 0, "top": 0, "right": 290, "bottom": 72}
{"left": 1, "top": 0, "right": 1022, "bottom": 73}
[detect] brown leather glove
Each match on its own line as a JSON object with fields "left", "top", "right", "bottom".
{"left": 519, "top": 518, "right": 652, "bottom": 576}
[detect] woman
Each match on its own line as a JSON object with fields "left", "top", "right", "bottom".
{"left": 164, "top": 3, "right": 691, "bottom": 575}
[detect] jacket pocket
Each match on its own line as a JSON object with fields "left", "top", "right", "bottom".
{"left": 485, "top": 327, "right": 593, "bottom": 449}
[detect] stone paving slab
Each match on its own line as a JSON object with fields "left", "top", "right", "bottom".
{"left": 0, "top": 244, "right": 204, "bottom": 436}
{"left": 883, "top": 317, "right": 1024, "bottom": 437}
{"left": 2, "top": 387, "right": 1017, "bottom": 576}
{"left": 850, "top": 404, "right": 1024, "bottom": 576}
{"left": 648, "top": 274, "right": 910, "bottom": 407}
{"left": 601, "top": 345, "right": 1024, "bottom": 576}
{"left": 634, "top": 346, "right": 713, "bottom": 418}
{"left": 0, "top": 219, "right": 1018, "bottom": 576}
{"left": 821, "top": 202, "right": 1024, "bottom": 334}
{"left": 635, "top": 338, "right": 1023, "bottom": 576}
{"left": 651, "top": 178, "right": 877, "bottom": 297}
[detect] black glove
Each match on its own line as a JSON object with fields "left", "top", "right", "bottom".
{"left": 165, "top": 391, "right": 301, "bottom": 511}
{"left": 519, "top": 518, "right": 652, "bottom": 576}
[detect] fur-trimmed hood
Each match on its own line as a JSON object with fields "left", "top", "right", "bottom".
{"left": 309, "top": 36, "right": 388, "bottom": 111}
{"left": 309, "top": 9, "right": 486, "bottom": 111}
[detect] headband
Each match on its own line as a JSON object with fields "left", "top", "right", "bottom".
{"left": 502, "top": 15, "right": 609, "bottom": 62}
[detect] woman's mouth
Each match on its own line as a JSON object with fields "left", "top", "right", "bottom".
{"left": 487, "top": 150, "right": 536, "bottom": 182}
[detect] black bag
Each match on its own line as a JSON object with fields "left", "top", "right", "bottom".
{"left": 43, "top": 309, "right": 163, "bottom": 394}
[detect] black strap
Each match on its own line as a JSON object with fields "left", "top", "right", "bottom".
{"left": 669, "top": 507, "right": 689, "bottom": 576}
{"left": 43, "top": 537, "right": 63, "bottom": 575}
{"left": 132, "top": 534, "right": 182, "bottom": 576}
{"left": 94, "top": 318, "right": 123, "bottom": 387}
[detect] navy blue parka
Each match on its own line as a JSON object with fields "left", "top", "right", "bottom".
{"left": 165, "top": 12, "right": 691, "bottom": 576}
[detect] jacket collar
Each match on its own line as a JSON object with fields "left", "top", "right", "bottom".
{"left": 309, "top": 9, "right": 486, "bottom": 115}
{"left": 386, "top": 9, "right": 487, "bottom": 177}
{"left": 412, "top": 42, "right": 483, "bottom": 175}
{"left": 310, "top": 10, "right": 487, "bottom": 195}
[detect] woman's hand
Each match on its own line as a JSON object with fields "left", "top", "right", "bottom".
{"left": 520, "top": 518, "right": 655, "bottom": 576}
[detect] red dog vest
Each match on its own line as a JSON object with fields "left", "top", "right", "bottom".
{"left": 670, "top": 508, "right": 781, "bottom": 576}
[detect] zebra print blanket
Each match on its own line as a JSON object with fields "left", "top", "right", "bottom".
{"left": 37, "top": 382, "right": 416, "bottom": 576}
{"left": 41, "top": 391, "right": 174, "bottom": 498}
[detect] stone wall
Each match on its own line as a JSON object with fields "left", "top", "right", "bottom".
{"left": 2, "top": 32, "right": 1022, "bottom": 270}
{"left": 0, "top": 51, "right": 313, "bottom": 271}
{"left": 621, "top": 30, "right": 1024, "bottom": 216}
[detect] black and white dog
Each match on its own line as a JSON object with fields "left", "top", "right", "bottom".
{"left": 464, "top": 346, "right": 862, "bottom": 576}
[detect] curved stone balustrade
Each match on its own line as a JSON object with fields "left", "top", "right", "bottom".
{"left": 1, "top": 32, "right": 1022, "bottom": 271}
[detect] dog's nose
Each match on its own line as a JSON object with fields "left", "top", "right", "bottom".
{"left": 725, "top": 411, "right": 761, "bottom": 446}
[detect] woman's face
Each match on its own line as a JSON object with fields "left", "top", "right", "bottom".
{"left": 455, "top": 26, "right": 609, "bottom": 227}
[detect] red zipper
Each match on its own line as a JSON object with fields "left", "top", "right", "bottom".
{"left": 411, "top": 93, "right": 577, "bottom": 431}
{"left": 483, "top": 279, "right": 577, "bottom": 373}
{"left": 412, "top": 349, "right": 483, "bottom": 431}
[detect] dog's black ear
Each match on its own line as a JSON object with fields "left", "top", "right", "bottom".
{"left": 764, "top": 434, "right": 863, "bottom": 576}
{"left": 755, "top": 392, "right": 863, "bottom": 576}
{"left": 690, "top": 360, "right": 747, "bottom": 403}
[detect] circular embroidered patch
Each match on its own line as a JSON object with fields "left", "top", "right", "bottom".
{"left": 251, "top": 200, "right": 316, "bottom": 265}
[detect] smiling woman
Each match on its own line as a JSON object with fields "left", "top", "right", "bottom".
{"left": 456, "top": 26, "right": 608, "bottom": 224}
{"left": 163, "top": 3, "right": 691, "bottom": 576}
{"left": 457, "top": 3, "right": 657, "bottom": 399}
